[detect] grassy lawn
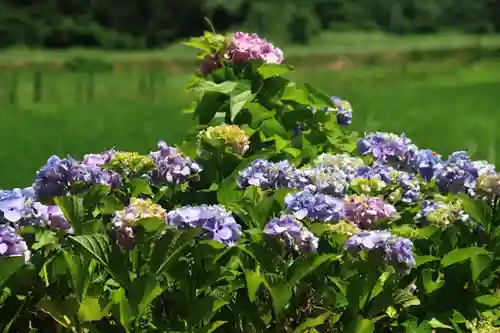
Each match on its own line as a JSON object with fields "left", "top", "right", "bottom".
{"left": 0, "top": 58, "right": 499, "bottom": 188}
{"left": 0, "top": 31, "right": 499, "bottom": 65}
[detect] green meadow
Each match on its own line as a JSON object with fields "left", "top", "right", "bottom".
{"left": 1, "top": 32, "right": 500, "bottom": 188}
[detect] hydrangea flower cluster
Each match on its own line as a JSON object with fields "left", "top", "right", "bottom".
{"left": 435, "top": 151, "right": 495, "bottom": 195}
{"left": 285, "top": 190, "right": 345, "bottom": 222}
{"left": 410, "top": 149, "right": 443, "bottom": 181}
{"left": 264, "top": 215, "right": 318, "bottom": 253}
{"left": 34, "top": 155, "right": 122, "bottom": 200}
{"left": 357, "top": 132, "right": 418, "bottom": 168}
{"left": 237, "top": 159, "right": 305, "bottom": 190}
{"left": 0, "top": 189, "right": 26, "bottom": 223}
{"left": 0, "top": 225, "right": 30, "bottom": 262}
{"left": 112, "top": 198, "right": 167, "bottom": 249}
{"left": 82, "top": 150, "right": 115, "bottom": 166}
{"left": 299, "top": 166, "right": 350, "bottom": 197}
{"left": 227, "top": 32, "right": 284, "bottom": 65}
{"left": 167, "top": 205, "right": 241, "bottom": 246}
{"left": 343, "top": 195, "right": 398, "bottom": 229}
{"left": 200, "top": 124, "right": 250, "bottom": 155}
{"left": 415, "top": 199, "right": 470, "bottom": 229}
{"left": 476, "top": 173, "right": 500, "bottom": 199}
{"left": 322, "top": 220, "right": 361, "bottom": 236}
{"left": 330, "top": 96, "right": 353, "bottom": 126}
{"left": 149, "top": 141, "right": 202, "bottom": 186}
{"left": 345, "top": 230, "right": 415, "bottom": 269}
{"left": 313, "top": 153, "right": 364, "bottom": 178}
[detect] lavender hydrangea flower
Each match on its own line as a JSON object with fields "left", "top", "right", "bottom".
{"left": 357, "top": 132, "right": 418, "bottom": 169}
{"left": 345, "top": 230, "right": 415, "bottom": 269}
{"left": 415, "top": 199, "right": 470, "bottom": 229}
{"left": 237, "top": 159, "right": 305, "bottom": 190}
{"left": 285, "top": 190, "right": 344, "bottom": 222}
{"left": 0, "top": 189, "right": 26, "bottom": 223}
{"left": 0, "top": 225, "right": 30, "bottom": 262}
{"left": 167, "top": 205, "right": 241, "bottom": 246}
{"left": 343, "top": 195, "right": 398, "bottom": 229}
{"left": 227, "top": 32, "right": 284, "bottom": 65}
{"left": 82, "top": 150, "right": 115, "bottom": 166}
{"left": 264, "top": 215, "right": 318, "bottom": 253}
{"left": 393, "top": 172, "right": 421, "bottom": 204}
{"left": 300, "top": 166, "right": 350, "bottom": 197}
{"left": 34, "top": 155, "right": 122, "bottom": 200}
{"left": 149, "top": 141, "right": 201, "bottom": 186}
{"left": 411, "top": 149, "right": 444, "bottom": 181}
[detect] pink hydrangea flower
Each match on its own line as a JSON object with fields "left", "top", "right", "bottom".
{"left": 227, "top": 32, "right": 284, "bottom": 65}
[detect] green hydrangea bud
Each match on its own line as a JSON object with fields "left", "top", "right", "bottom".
{"left": 323, "top": 220, "right": 361, "bottom": 236}
{"left": 114, "top": 198, "right": 166, "bottom": 226}
{"left": 110, "top": 152, "right": 155, "bottom": 175}
{"left": 201, "top": 124, "right": 250, "bottom": 155}
{"left": 350, "top": 177, "right": 386, "bottom": 194}
{"left": 468, "top": 320, "right": 500, "bottom": 333}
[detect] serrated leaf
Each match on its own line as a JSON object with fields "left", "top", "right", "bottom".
{"left": 244, "top": 270, "right": 263, "bottom": 303}
{"left": 192, "top": 80, "right": 238, "bottom": 94}
{"left": 266, "top": 282, "right": 292, "bottom": 315}
{"left": 288, "top": 254, "right": 341, "bottom": 286}
{"left": 230, "top": 90, "right": 253, "bottom": 121}
{"left": 258, "top": 64, "right": 294, "bottom": 79}
{"left": 475, "top": 295, "right": 500, "bottom": 307}
{"left": 129, "top": 274, "right": 164, "bottom": 318}
{"left": 441, "top": 247, "right": 489, "bottom": 267}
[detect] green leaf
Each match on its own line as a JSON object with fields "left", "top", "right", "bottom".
{"left": 149, "top": 229, "right": 196, "bottom": 275}
{"left": 185, "top": 296, "right": 228, "bottom": 329}
{"left": 244, "top": 270, "right": 263, "bottom": 303}
{"left": 128, "top": 178, "right": 153, "bottom": 197}
{"left": 292, "top": 312, "right": 331, "bottom": 333}
{"left": 0, "top": 256, "right": 25, "bottom": 289}
{"left": 258, "top": 64, "right": 294, "bottom": 79}
{"left": 288, "top": 254, "right": 340, "bottom": 286}
{"left": 420, "top": 269, "right": 444, "bottom": 294}
{"left": 347, "top": 317, "right": 374, "bottom": 333}
{"left": 470, "top": 254, "right": 491, "bottom": 280}
{"left": 230, "top": 90, "right": 253, "bottom": 121}
{"left": 191, "top": 80, "right": 238, "bottom": 94}
{"left": 32, "top": 230, "right": 58, "bottom": 250}
{"left": 36, "top": 299, "right": 77, "bottom": 329}
{"left": 195, "top": 321, "right": 227, "bottom": 333}
{"left": 304, "top": 83, "right": 334, "bottom": 108}
{"left": 415, "top": 255, "right": 440, "bottom": 266}
{"left": 475, "top": 295, "right": 500, "bottom": 307}
{"left": 281, "top": 83, "right": 313, "bottom": 105}
{"left": 441, "top": 247, "right": 489, "bottom": 267}
{"left": 62, "top": 251, "right": 87, "bottom": 303}
{"left": 55, "top": 196, "right": 84, "bottom": 233}
{"left": 137, "top": 217, "right": 164, "bottom": 232}
{"left": 101, "top": 195, "right": 124, "bottom": 214}
{"left": 78, "top": 297, "right": 104, "bottom": 322}
{"left": 69, "top": 234, "right": 109, "bottom": 268}
{"left": 129, "top": 274, "right": 164, "bottom": 318}
{"left": 428, "top": 318, "right": 453, "bottom": 329}
{"left": 268, "top": 282, "right": 292, "bottom": 315}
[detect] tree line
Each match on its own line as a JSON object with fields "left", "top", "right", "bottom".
{"left": 1, "top": 0, "right": 499, "bottom": 49}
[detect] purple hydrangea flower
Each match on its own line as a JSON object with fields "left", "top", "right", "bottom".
{"left": 264, "top": 215, "right": 318, "bottom": 253}
{"left": 227, "top": 32, "right": 284, "bottom": 65}
{"left": 411, "top": 149, "right": 444, "bottom": 181}
{"left": 331, "top": 96, "right": 353, "bottom": 126}
{"left": 237, "top": 159, "right": 305, "bottom": 190}
{"left": 357, "top": 132, "right": 418, "bottom": 169}
{"left": 34, "top": 155, "right": 122, "bottom": 200}
{"left": 396, "top": 172, "right": 421, "bottom": 204}
{"left": 343, "top": 195, "right": 398, "bottom": 229}
{"left": 284, "top": 190, "right": 344, "bottom": 222}
{"left": 345, "top": 230, "right": 415, "bottom": 269}
{"left": 0, "top": 189, "right": 26, "bottom": 223}
{"left": 167, "top": 205, "right": 241, "bottom": 246}
{"left": 149, "top": 141, "right": 201, "bottom": 186}
{"left": 0, "top": 225, "right": 30, "bottom": 261}
{"left": 299, "top": 166, "right": 350, "bottom": 197}
{"left": 82, "top": 150, "right": 115, "bottom": 166}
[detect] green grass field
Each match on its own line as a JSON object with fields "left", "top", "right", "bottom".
{"left": 1, "top": 32, "right": 500, "bottom": 188}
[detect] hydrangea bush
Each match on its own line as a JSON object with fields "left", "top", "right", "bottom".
{"left": 0, "top": 30, "right": 499, "bottom": 333}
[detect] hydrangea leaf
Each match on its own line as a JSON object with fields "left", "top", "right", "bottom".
{"left": 257, "top": 64, "right": 294, "bottom": 79}
{"left": 287, "top": 254, "right": 341, "bottom": 286}
{"left": 441, "top": 246, "right": 489, "bottom": 268}
{"left": 0, "top": 256, "right": 25, "bottom": 290}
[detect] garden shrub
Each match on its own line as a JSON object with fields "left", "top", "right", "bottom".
{"left": 1, "top": 30, "right": 500, "bottom": 333}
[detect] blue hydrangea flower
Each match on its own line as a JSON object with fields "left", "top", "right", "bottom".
{"left": 357, "top": 132, "right": 418, "bottom": 169}
{"left": 284, "top": 190, "right": 344, "bottom": 222}
{"left": 0, "top": 189, "right": 26, "bottom": 223}
{"left": 0, "top": 225, "right": 30, "bottom": 262}
{"left": 82, "top": 150, "right": 115, "bottom": 166}
{"left": 167, "top": 205, "right": 241, "bottom": 246}
{"left": 345, "top": 230, "right": 415, "bottom": 270}
{"left": 415, "top": 199, "right": 470, "bottom": 229}
{"left": 411, "top": 149, "right": 444, "bottom": 181}
{"left": 264, "top": 215, "right": 318, "bottom": 253}
{"left": 149, "top": 141, "right": 201, "bottom": 186}
{"left": 395, "top": 172, "right": 421, "bottom": 204}
{"left": 331, "top": 96, "right": 353, "bottom": 126}
{"left": 299, "top": 166, "right": 350, "bottom": 197}
{"left": 237, "top": 159, "right": 305, "bottom": 190}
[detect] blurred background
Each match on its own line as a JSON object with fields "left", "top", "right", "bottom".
{"left": 0, "top": 0, "right": 499, "bottom": 187}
